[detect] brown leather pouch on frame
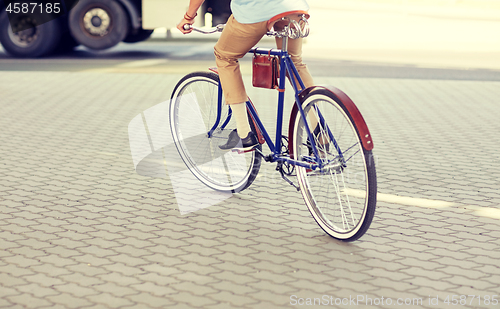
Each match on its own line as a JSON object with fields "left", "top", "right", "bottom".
{"left": 252, "top": 51, "right": 279, "bottom": 89}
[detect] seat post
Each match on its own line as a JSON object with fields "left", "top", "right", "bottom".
{"left": 281, "top": 35, "right": 289, "bottom": 52}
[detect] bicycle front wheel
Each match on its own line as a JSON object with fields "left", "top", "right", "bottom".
{"left": 290, "top": 88, "right": 376, "bottom": 241}
{"left": 170, "top": 72, "right": 261, "bottom": 193}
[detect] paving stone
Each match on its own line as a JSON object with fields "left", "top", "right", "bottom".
{"left": 3, "top": 256, "right": 42, "bottom": 268}
{"left": 106, "top": 254, "right": 149, "bottom": 267}
{"left": 58, "top": 273, "right": 105, "bottom": 287}
{"left": 357, "top": 267, "right": 409, "bottom": 282}
{"left": 0, "top": 299, "right": 17, "bottom": 309}
{"left": 206, "top": 291, "right": 258, "bottom": 307}
{"left": 441, "top": 275, "right": 496, "bottom": 290}
{"left": 166, "top": 291, "right": 218, "bottom": 307}
{"left": 90, "top": 282, "right": 139, "bottom": 297}
{"left": 207, "top": 281, "right": 257, "bottom": 295}
{"left": 96, "top": 272, "right": 142, "bottom": 286}
{"left": 430, "top": 256, "right": 482, "bottom": 270}
{"left": 85, "top": 293, "right": 135, "bottom": 308}
{"left": 176, "top": 263, "right": 222, "bottom": 276}
{"left": 286, "top": 280, "right": 340, "bottom": 294}
{"left": 482, "top": 274, "right": 500, "bottom": 286}
{"left": 404, "top": 276, "right": 459, "bottom": 291}
{"left": 51, "top": 283, "right": 98, "bottom": 298}
{"left": 214, "top": 244, "right": 258, "bottom": 256}
{"left": 2, "top": 70, "right": 500, "bottom": 308}
{"left": 71, "top": 255, "right": 114, "bottom": 267}
{"left": 6, "top": 294, "right": 53, "bottom": 308}
{"left": 128, "top": 282, "right": 177, "bottom": 297}
{"left": 247, "top": 290, "right": 292, "bottom": 306}
{"left": 213, "top": 252, "right": 257, "bottom": 266}
{"left": 0, "top": 286, "right": 21, "bottom": 298}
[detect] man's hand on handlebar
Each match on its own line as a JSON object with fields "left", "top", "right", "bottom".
{"left": 177, "top": 19, "right": 194, "bottom": 34}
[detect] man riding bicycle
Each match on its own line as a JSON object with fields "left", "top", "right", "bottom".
{"left": 177, "top": 0, "right": 315, "bottom": 151}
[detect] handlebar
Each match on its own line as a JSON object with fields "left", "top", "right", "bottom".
{"left": 183, "top": 15, "right": 309, "bottom": 39}
{"left": 183, "top": 24, "right": 225, "bottom": 34}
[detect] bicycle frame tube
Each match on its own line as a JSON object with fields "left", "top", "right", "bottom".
{"left": 208, "top": 81, "right": 228, "bottom": 138}
{"left": 314, "top": 106, "right": 345, "bottom": 162}
{"left": 283, "top": 53, "right": 346, "bottom": 165}
{"left": 245, "top": 48, "right": 321, "bottom": 168}
{"left": 213, "top": 47, "right": 344, "bottom": 170}
{"left": 281, "top": 52, "right": 323, "bottom": 161}
{"left": 246, "top": 48, "right": 294, "bottom": 156}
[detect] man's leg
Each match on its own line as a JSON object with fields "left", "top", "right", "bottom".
{"left": 275, "top": 25, "right": 318, "bottom": 130}
{"left": 214, "top": 15, "right": 268, "bottom": 139}
{"left": 230, "top": 102, "right": 250, "bottom": 139}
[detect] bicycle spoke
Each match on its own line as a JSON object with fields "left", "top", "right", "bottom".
{"left": 292, "top": 89, "right": 376, "bottom": 241}
{"left": 327, "top": 169, "right": 349, "bottom": 230}
{"left": 340, "top": 171, "right": 357, "bottom": 226}
{"left": 170, "top": 72, "right": 261, "bottom": 192}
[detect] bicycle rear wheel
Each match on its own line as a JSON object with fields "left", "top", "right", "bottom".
{"left": 170, "top": 71, "right": 261, "bottom": 193}
{"left": 290, "top": 88, "right": 376, "bottom": 241}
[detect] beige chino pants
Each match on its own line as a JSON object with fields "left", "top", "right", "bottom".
{"left": 214, "top": 15, "right": 314, "bottom": 105}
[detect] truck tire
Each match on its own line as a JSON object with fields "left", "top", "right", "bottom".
{"left": 0, "top": 11, "right": 61, "bottom": 58}
{"left": 123, "top": 29, "right": 153, "bottom": 43}
{"left": 69, "top": 0, "right": 129, "bottom": 50}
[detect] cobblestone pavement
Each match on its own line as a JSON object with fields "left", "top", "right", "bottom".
{"left": 1, "top": 69, "right": 500, "bottom": 309}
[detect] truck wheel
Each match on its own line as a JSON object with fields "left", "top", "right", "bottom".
{"left": 69, "top": 0, "right": 129, "bottom": 50}
{"left": 0, "top": 11, "right": 61, "bottom": 57}
{"left": 123, "top": 29, "right": 153, "bottom": 43}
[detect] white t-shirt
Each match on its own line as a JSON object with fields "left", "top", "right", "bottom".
{"left": 231, "top": 0, "right": 309, "bottom": 24}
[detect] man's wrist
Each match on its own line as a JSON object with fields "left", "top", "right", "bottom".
{"left": 184, "top": 12, "right": 197, "bottom": 20}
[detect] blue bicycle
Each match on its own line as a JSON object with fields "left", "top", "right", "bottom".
{"left": 170, "top": 13, "right": 376, "bottom": 241}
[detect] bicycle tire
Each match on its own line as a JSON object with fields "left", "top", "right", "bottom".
{"left": 170, "top": 71, "right": 261, "bottom": 193}
{"left": 290, "top": 88, "right": 377, "bottom": 241}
